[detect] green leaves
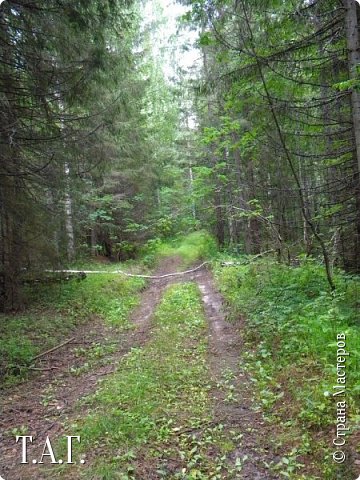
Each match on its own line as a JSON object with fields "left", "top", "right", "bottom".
{"left": 198, "top": 32, "right": 214, "bottom": 47}
{"left": 89, "top": 210, "right": 114, "bottom": 222}
{"left": 333, "top": 78, "right": 360, "bottom": 92}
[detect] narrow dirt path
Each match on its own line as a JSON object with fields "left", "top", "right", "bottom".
{"left": 1, "top": 260, "right": 277, "bottom": 479}
{"left": 0, "top": 256, "right": 184, "bottom": 480}
{"left": 127, "top": 263, "right": 279, "bottom": 478}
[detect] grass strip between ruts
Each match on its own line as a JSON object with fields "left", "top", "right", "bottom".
{"left": 59, "top": 282, "right": 242, "bottom": 480}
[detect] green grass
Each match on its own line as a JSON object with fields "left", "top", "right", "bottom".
{"left": 65, "top": 257, "right": 147, "bottom": 273}
{"left": 0, "top": 231, "right": 215, "bottom": 387}
{"left": 213, "top": 255, "right": 360, "bottom": 479}
{"left": 58, "top": 282, "right": 242, "bottom": 479}
{"left": 0, "top": 271, "right": 146, "bottom": 386}
{"left": 142, "top": 231, "right": 217, "bottom": 268}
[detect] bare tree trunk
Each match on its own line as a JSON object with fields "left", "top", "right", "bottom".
{"left": 248, "top": 161, "right": 261, "bottom": 254}
{"left": 214, "top": 189, "right": 225, "bottom": 247}
{"left": 232, "top": 133, "right": 248, "bottom": 247}
{"left": 0, "top": 180, "right": 23, "bottom": 311}
{"left": 189, "top": 163, "right": 196, "bottom": 219}
{"left": 344, "top": 0, "right": 360, "bottom": 271}
{"left": 90, "top": 226, "right": 98, "bottom": 257}
{"left": 185, "top": 113, "right": 197, "bottom": 220}
{"left": 47, "top": 188, "right": 60, "bottom": 262}
{"left": 64, "top": 162, "right": 75, "bottom": 262}
{"left": 345, "top": 0, "right": 360, "bottom": 173}
{"left": 299, "top": 160, "right": 312, "bottom": 255}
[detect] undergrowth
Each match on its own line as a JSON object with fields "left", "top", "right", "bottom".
{"left": 142, "top": 231, "right": 217, "bottom": 267}
{"left": 214, "top": 256, "right": 360, "bottom": 479}
{"left": 0, "top": 270, "right": 145, "bottom": 386}
{"left": 0, "top": 231, "right": 214, "bottom": 387}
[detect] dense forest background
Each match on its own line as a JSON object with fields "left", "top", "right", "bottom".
{"left": 1, "top": 2, "right": 360, "bottom": 479}
{"left": 1, "top": 0, "right": 360, "bottom": 310}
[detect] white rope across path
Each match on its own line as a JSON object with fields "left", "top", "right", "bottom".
{"left": 47, "top": 261, "right": 209, "bottom": 280}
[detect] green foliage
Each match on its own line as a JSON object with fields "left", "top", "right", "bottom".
{"left": 198, "top": 31, "right": 215, "bottom": 47}
{"left": 147, "top": 231, "right": 218, "bottom": 267}
{"left": 182, "top": 0, "right": 360, "bottom": 275}
{"left": 34, "top": 274, "right": 145, "bottom": 326}
{"left": 0, "top": 0, "right": 149, "bottom": 309}
{"left": 0, "top": 335, "right": 36, "bottom": 373}
{"left": 214, "top": 256, "right": 360, "bottom": 477}
{"left": 333, "top": 78, "right": 360, "bottom": 92}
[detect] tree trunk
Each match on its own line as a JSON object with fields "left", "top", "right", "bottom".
{"left": 214, "top": 191, "right": 226, "bottom": 247}
{"left": 0, "top": 179, "right": 23, "bottom": 311}
{"left": 344, "top": 0, "right": 360, "bottom": 271}
{"left": 345, "top": 0, "right": 360, "bottom": 173}
{"left": 91, "top": 227, "right": 98, "bottom": 257}
{"left": 64, "top": 162, "right": 75, "bottom": 262}
{"left": 189, "top": 163, "right": 196, "bottom": 219}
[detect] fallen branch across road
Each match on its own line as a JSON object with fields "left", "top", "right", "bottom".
{"left": 46, "top": 261, "right": 209, "bottom": 280}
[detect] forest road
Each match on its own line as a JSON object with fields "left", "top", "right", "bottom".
{"left": 0, "top": 257, "right": 277, "bottom": 479}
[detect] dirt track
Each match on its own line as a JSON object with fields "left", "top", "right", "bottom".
{"left": 0, "top": 258, "right": 277, "bottom": 479}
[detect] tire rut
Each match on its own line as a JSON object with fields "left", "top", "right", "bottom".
{"left": 196, "top": 269, "right": 278, "bottom": 480}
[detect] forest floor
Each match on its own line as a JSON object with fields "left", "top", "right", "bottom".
{"left": 0, "top": 256, "right": 280, "bottom": 480}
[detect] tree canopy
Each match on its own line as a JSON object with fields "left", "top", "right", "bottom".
{"left": 1, "top": 0, "right": 360, "bottom": 309}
